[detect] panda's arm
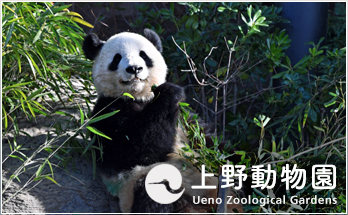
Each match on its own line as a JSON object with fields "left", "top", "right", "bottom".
{"left": 88, "top": 84, "right": 185, "bottom": 169}
{"left": 121, "top": 83, "right": 185, "bottom": 154}
{"left": 142, "top": 82, "right": 185, "bottom": 117}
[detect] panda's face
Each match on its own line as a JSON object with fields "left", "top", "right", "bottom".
{"left": 84, "top": 31, "right": 167, "bottom": 101}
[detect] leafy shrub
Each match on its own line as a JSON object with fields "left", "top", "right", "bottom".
{"left": 2, "top": 2, "right": 97, "bottom": 205}
{"left": 2, "top": 2, "right": 93, "bottom": 132}
{"left": 131, "top": 2, "right": 346, "bottom": 213}
{"left": 2, "top": 2, "right": 345, "bottom": 213}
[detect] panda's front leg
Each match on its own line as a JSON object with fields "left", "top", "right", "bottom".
{"left": 142, "top": 82, "right": 185, "bottom": 122}
{"left": 152, "top": 82, "right": 186, "bottom": 108}
{"left": 129, "top": 82, "right": 185, "bottom": 159}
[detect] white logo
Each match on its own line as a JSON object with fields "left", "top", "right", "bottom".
{"left": 312, "top": 164, "right": 336, "bottom": 189}
{"left": 145, "top": 164, "right": 185, "bottom": 204}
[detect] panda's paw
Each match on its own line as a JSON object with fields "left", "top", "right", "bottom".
{"left": 154, "top": 82, "right": 185, "bottom": 104}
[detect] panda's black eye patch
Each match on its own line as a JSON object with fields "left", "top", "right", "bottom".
{"left": 108, "top": 53, "right": 122, "bottom": 71}
{"left": 139, "top": 51, "right": 153, "bottom": 68}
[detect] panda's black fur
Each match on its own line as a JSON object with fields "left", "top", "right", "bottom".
{"left": 83, "top": 33, "right": 105, "bottom": 60}
{"left": 90, "top": 83, "right": 184, "bottom": 176}
{"left": 83, "top": 29, "right": 243, "bottom": 214}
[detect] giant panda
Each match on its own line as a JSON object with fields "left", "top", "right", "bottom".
{"left": 82, "top": 29, "right": 243, "bottom": 214}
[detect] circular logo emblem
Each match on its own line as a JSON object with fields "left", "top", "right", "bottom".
{"left": 145, "top": 164, "right": 185, "bottom": 204}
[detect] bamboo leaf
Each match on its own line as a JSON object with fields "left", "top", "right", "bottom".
{"left": 44, "top": 176, "right": 59, "bottom": 185}
{"left": 14, "top": 50, "right": 22, "bottom": 73}
{"left": 7, "top": 17, "right": 23, "bottom": 24}
{"left": 4, "top": 22, "right": 15, "bottom": 49}
{"left": 235, "top": 151, "right": 246, "bottom": 161}
{"left": 47, "top": 160, "right": 54, "bottom": 179}
{"left": 66, "top": 11, "right": 83, "bottom": 19}
{"left": 254, "top": 117, "right": 262, "bottom": 127}
{"left": 31, "top": 100, "right": 47, "bottom": 110}
{"left": 303, "top": 103, "right": 310, "bottom": 127}
{"left": 27, "top": 86, "right": 47, "bottom": 100}
{"left": 272, "top": 140, "right": 277, "bottom": 153}
{"left": 15, "top": 89, "right": 27, "bottom": 100}
{"left": 49, "top": 24, "right": 60, "bottom": 45}
{"left": 324, "top": 97, "right": 337, "bottom": 107}
{"left": 2, "top": 3, "right": 16, "bottom": 13}
{"left": 298, "top": 117, "right": 302, "bottom": 141}
{"left": 41, "top": 4, "right": 71, "bottom": 17}
{"left": 2, "top": 81, "right": 33, "bottom": 91}
{"left": 179, "top": 102, "right": 190, "bottom": 107}
{"left": 332, "top": 146, "right": 344, "bottom": 159}
{"left": 313, "top": 126, "right": 325, "bottom": 133}
{"left": 9, "top": 155, "right": 24, "bottom": 162}
{"left": 22, "top": 51, "right": 37, "bottom": 78}
{"left": 36, "top": 160, "right": 47, "bottom": 177}
{"left": 2, "top": 106, "right": 8, "bottom": 130}
{"left": 70, "top": 17, "right": 94, "bottom": 28}
{"left": 123, "top": 92, "right": 135, "bottom": 100}
{"left": 26, "top": 101, "right": 36, "bottom": 118}
{"left": 86, "top": 126, "right": 112, "bottom": 140}
{"left": 33, "top": 175, "right": 59, "bottom": 185}
{"left": 10, "top": 175, "right": 21, "bottom": 183}
{"left": 59, "top": 25, "right": 80, "bottom": 51}
{"left": 88, "top": 110, "right": 120, "bottom": 124}
{"left": 33, "top": 21, "right": 46, "bottom": 44}
{"left": 79, "top": 106, "right": 85, "bottom": 126}
{"left": 55, "top": 110, "right": 74, "bottom": 117}
{"left": 30, "top": 106, "right": 48, "bottom": 116}
{"left": 82, "top": 135, "right": 96, "bottom": 155}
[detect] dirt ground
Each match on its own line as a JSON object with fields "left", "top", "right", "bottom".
{"left": 2, "top": 79, "right": 120, "bottom": 214}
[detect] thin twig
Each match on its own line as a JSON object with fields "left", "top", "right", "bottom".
{"left": 246, "top": 137, "right": 346, "bottom": 170}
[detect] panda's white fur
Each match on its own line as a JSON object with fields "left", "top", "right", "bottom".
{"left": 92, "top": 32, "right": 167, "bottom": 101}
{"left": 83, "top": 29, "right": 243, "bottom": 213}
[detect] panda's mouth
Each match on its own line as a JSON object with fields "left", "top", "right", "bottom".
{"left": 120, "top": 77, "right": 148, "bottom": 85}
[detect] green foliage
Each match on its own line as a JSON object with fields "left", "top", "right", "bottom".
{"left": 2, "top": 2, "right": 93, "bottom": 132}
{"left": 2, "top": 2, "right": 99, "bottom": 205}
{"left": 327, "top": 2, "right": 346, "bottom": 49}
{"left": 131, "top": 2, "right": 346, "bottom": 213}
{"left": 2, "top": 2, "right": 345, "bottom": 213}
{"left": 178, "top": 103, "right": 239, "bottom": 174}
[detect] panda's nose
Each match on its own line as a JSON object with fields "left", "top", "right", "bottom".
{"left": 126, "top": 66, "right": 143, "bottom": 74}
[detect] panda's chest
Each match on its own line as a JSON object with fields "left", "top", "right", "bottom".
{"left": 120, "top": 100, "right": 146, "bottom": 114}
{"left": 113, "top": 101, "right": 146, "bottom": 123}
{"left": 112, "top": 101, "right": 147, "bottom": 132}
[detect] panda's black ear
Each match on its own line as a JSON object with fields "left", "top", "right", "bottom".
{"left": 144, "top": 28, "right": 163, "bottom": 53}
{"left": 82, "top": 33, "right": 105, "bottom": 60}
